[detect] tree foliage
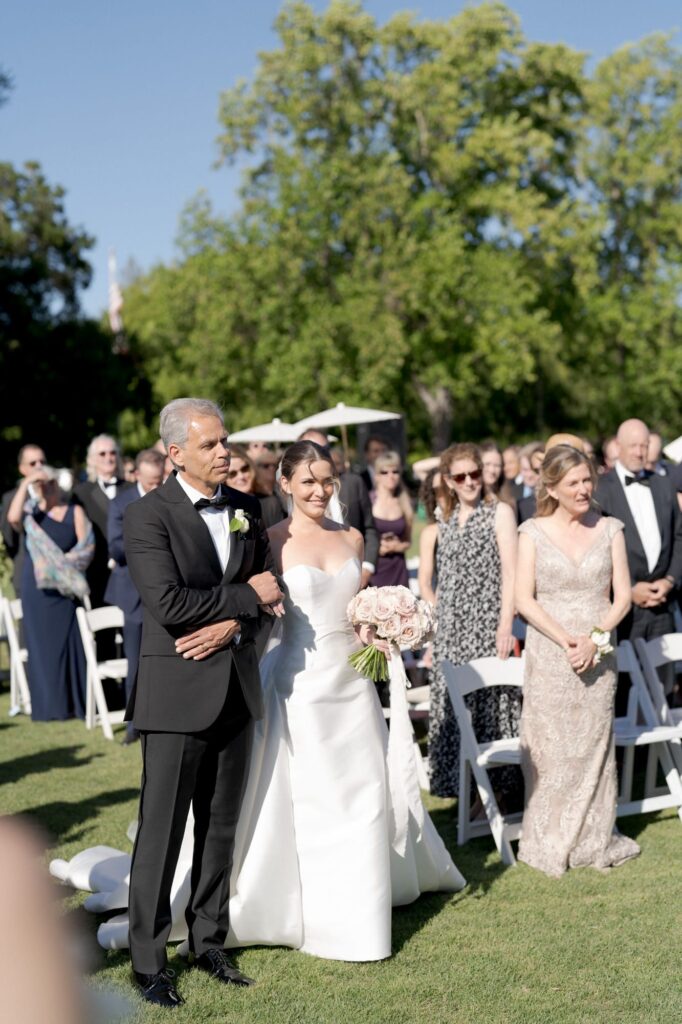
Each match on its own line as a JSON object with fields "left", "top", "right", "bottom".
{"left": 121, "top": 2, "right": 682, "bottom": 450}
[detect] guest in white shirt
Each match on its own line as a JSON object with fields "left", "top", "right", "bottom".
{"left": 73, "top": 434, "right": 134, "bottom": 609}
{"left": 595, "top": 418, "right": 682, "bottom": 650}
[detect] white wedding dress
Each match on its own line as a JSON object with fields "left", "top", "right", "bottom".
{"left": 51, "top": 557, "right": 465, "bottom": 961}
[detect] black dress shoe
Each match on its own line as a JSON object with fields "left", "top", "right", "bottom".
{"left": 134, "top": 967, "right": 184, "bottom": 1008}
{"left": 194, "top": 948, "right": 255, "bottom": 987}
{"left": 121, "top": 732, "right": 140, "bottom": 746}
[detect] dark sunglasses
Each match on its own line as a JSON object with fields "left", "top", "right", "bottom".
{"left": 27, "top": 458, "right": 46, "bottom": 467}
{"left": 378, "top": 469, "right": 400, "bottom": 475}
{"left": 446, "top": 469, "right": 482, "bottom": 485}
{"left": 227, "top": 466, "right": 250, "bottom": 478}
{"left": 97, "top": 450, "right": 117, "bottom": 457}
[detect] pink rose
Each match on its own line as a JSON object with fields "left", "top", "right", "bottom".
{"left": 350, "top": 589, "right": 375, "bottom": 623}
{"left": 373, "top": 591, "right": 394, "bottom": 621}
{"left": 398, "top": 616, "right": 421, "bottom": 648}
{"left": 394, "top": 587, "right": 417, "bottom": 617}
{"left": 377, "top": 613, "right": 402, "bottom": 640}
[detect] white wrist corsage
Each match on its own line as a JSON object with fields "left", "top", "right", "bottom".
{"left": 229, "top": 509, "right": 250, "bottom": 534}
{"left": 589, "top": 626, "right": 613, "bottom": 665}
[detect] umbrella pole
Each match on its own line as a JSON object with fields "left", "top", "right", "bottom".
{"left": 341, "top": 424, "right": 350, "bottom": 470}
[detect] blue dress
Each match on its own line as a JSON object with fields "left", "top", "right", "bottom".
{"left": 21, "top": 506, "right": 87, "bottom": 721}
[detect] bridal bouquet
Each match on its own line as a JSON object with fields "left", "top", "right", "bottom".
{"left": 347, "top": 585, "right": 436, "bottom": 682}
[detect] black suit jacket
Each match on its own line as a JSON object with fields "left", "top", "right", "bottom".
{"left": 595, "top": 470, "right": 682, "bottom": 586}
{"left": 73, "top": 479, "right": 135, "bottom": 605}
{"left": 123, "top": 474, "right": 276, "bottom": 732}
{"left": 104, "top": 486, "right": 144, "bottom": 621}
{"left": 339, "top": 471, "right": 379, "bottom": 567}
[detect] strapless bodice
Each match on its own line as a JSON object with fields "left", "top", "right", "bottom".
{"left": 281, "top": 557, "right": 361, "bottom": 646}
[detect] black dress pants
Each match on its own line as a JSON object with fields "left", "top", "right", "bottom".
{"left": 128, "top": 676, "right": 254, "bottom": 974}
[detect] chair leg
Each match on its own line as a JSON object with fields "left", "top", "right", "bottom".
{"left": 458, "top": 756, "right": 470, "bottom": 846}
{"left": 471, "top": 760, "right": 517, "bottom": 866}
{"left": 91, "top": 673, "right": 114, "bottom": 740}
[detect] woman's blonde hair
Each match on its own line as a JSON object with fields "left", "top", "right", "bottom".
{"left": 536, "top": 445, "right": 597, "bottom": 517}
{"left": 374, "top": 450, "right": 413, "bottom": 524}
{"left": 439, "top": 443, "right": 492, "bottom": 522}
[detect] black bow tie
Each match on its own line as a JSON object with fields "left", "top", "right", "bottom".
{"left": 194, "top": 493, "right": 231, "bottom": 511}
{"left": 625, "top": 471, "right": 653, "bottom": 487}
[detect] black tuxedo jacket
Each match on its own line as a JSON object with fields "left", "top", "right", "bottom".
{"left": 595, "top": 470, "right": 682, "bottom": 586}
{"left": 123, "top": 474, "right": 275, "bottom": 732}
{"left": 104, "top": 486, "right": 143, "bottom": 621}
{"left": 73, "top": 478, "right": 135, "bottom": 604}
{"left": 339, "top": 471, "right": 379, "bottom": 567}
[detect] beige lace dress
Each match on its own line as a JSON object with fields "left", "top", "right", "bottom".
{"left": 517, "top": 517, "right": 641, "bottom": 877}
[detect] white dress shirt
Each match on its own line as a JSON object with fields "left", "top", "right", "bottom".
{"left": 98, "top": 476, "right": 117, "bottom": 500}
{"left": 615, "top": 460, "right": 661, "bottom": 573}
{"left": 176, "top": 474, "right": 231, "bottom": 573}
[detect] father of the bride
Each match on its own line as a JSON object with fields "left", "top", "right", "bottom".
{"left": 123, "top": 397, "right": 283, "bottom": 1008}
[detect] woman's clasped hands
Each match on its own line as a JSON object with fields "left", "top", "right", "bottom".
{"left": 563, "top": 634, "right": 597, "bottom": 674}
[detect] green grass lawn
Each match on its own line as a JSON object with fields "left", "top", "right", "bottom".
{"left": 2, "top": 691, "right": 681, "bottom": 1024}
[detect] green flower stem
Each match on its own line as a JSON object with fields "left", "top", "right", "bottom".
{"left": 348, "top": 644, "right": 389, "bottom": 682}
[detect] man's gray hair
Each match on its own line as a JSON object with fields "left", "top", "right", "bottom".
{"left": 85, "top": 434, "right": 122, "bottom": 482}
{"left": 159, "top": 398, "right": 224, "bottom": 452}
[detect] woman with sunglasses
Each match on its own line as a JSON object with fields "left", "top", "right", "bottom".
{"left": 428, "top": 443, "right": 520, "bottom": 802}
{"left": 369, "top": 451, "right": 413, "bottom": 589}
{"left": 227, "top": 445, "right": 286, "bottom": 529}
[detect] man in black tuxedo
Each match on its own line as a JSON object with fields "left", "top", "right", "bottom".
{"left": 72, "top": 435, "right": 134, "bottom": 608}
{"left": 104, "top": 448, "right": 165, "bottom": 745}
{"left": 1, "top": 443, "right": 47, "bottom": 596}
{"left": 123, "top": 398, "right": 283, "bottom": 1008}
{"left": 299, "top": 429, "right": 379, "bottom": 587}
{"left": 595, "top": 418, "right": 682, "bottom": 647}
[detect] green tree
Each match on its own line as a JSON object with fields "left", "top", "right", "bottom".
{"left": 121, "top": 2, "right": 682, "bottom": 450}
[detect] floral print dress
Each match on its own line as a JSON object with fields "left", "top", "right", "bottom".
{"left": 429, "top": 500, "right": 521, "bottom": 799}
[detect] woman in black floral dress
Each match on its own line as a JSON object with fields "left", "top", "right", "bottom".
{"left": 429, "top": 443, "right": 520, "bottom": 799}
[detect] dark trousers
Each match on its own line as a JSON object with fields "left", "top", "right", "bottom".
{"left": 128, "top": 677, "right": 254, "bottom": 974}
{"left": 122, "top": 617, "right": 142, "bottom": 740}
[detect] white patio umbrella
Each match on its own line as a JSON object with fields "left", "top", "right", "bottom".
{"left": 663, "top": 435, "right": 682, "bottom": 464}
{"left": 228, "top": 418, "right": 300, "bottom": 444}
{"left": 295, "top": 402, "right": 401, "bottom": 464}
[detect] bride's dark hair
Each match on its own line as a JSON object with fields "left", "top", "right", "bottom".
{"left": 280, "top": 441, "right": 337, "bottom": 482}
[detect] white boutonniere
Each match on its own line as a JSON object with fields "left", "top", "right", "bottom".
{"left": 229, "top": 509, "right": 250, "bottom": 534}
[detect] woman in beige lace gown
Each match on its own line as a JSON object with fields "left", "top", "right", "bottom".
{"left": 515, "top": 445, "right": 641, "bottom": 877}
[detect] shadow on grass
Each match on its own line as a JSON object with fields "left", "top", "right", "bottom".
{"left": 19, "top": 787, "right": 139, "bottom": 846}
{"left": 391, "top": 805, "right": 508, "bottom": 954}
{"left": 0, "top": 744, "right": 102, "bottom": 786}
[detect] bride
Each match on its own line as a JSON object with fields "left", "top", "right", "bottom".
{"left": 52, "top": 441, "right": 465, "bottom": 963}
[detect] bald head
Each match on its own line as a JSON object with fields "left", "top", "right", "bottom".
{"left": 616, "top": 419, "right": 649, "bottom": 473}
{"left": 546, "top": 433, "right": 585, "bottom": 453}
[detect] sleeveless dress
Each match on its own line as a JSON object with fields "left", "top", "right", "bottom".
{"left": 517, "top": 517, "right": 641, "bottom": 876}
{"left": 370, "top": 515, "right": 409, "bottom": 588}
{"left": 429, "top": 501, "right": 521, "bottom": 797}
{"left": 21, "top": 506, "right": 87, "bottom": 721}
{"left": 51, "top": 557, "right": 465, "bottom": 962}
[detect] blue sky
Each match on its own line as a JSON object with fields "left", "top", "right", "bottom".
{"left": 3, "top": 1, "right": 680, "bottom": 317}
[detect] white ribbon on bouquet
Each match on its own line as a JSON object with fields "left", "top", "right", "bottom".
{"left": 386, "top": 646, "right": 424, "bottom": 856}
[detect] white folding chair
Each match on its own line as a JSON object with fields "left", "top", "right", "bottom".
{"left": 633, "top": 633, "right": 682, "bottom": 779}
{"left": 613, "top": 640, "right": 682, "bottom": 820}
{"left": 442, "top": 656, "right": 524, "bottom": 867}
{"left": 2, "top": 597, "right": 31, "bottom": 716}
{"left": 76, "top": 605, "right": 127, "bottom": 740}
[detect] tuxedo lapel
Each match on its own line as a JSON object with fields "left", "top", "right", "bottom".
{"left": 604, "top": 474, "right": 649, "bottom": 574}
{"left": 649, "top": 477, "right": 668, "bottom": 547}
{"left": 88, "top": 481, "right": 112, "bottom": 531}
{"left": 160, "top": 473, "right": 224, "bottom": 580}
{"left": 222, "top": 505, "right": 246, "bottom": 583}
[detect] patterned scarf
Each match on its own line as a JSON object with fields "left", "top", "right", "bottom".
{"left": 24, "top": 510, "right": 95, "bottom": 600}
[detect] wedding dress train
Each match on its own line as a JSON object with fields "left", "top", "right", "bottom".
{"left": 51, "top": 558, "right": 464, "bottom": 961}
